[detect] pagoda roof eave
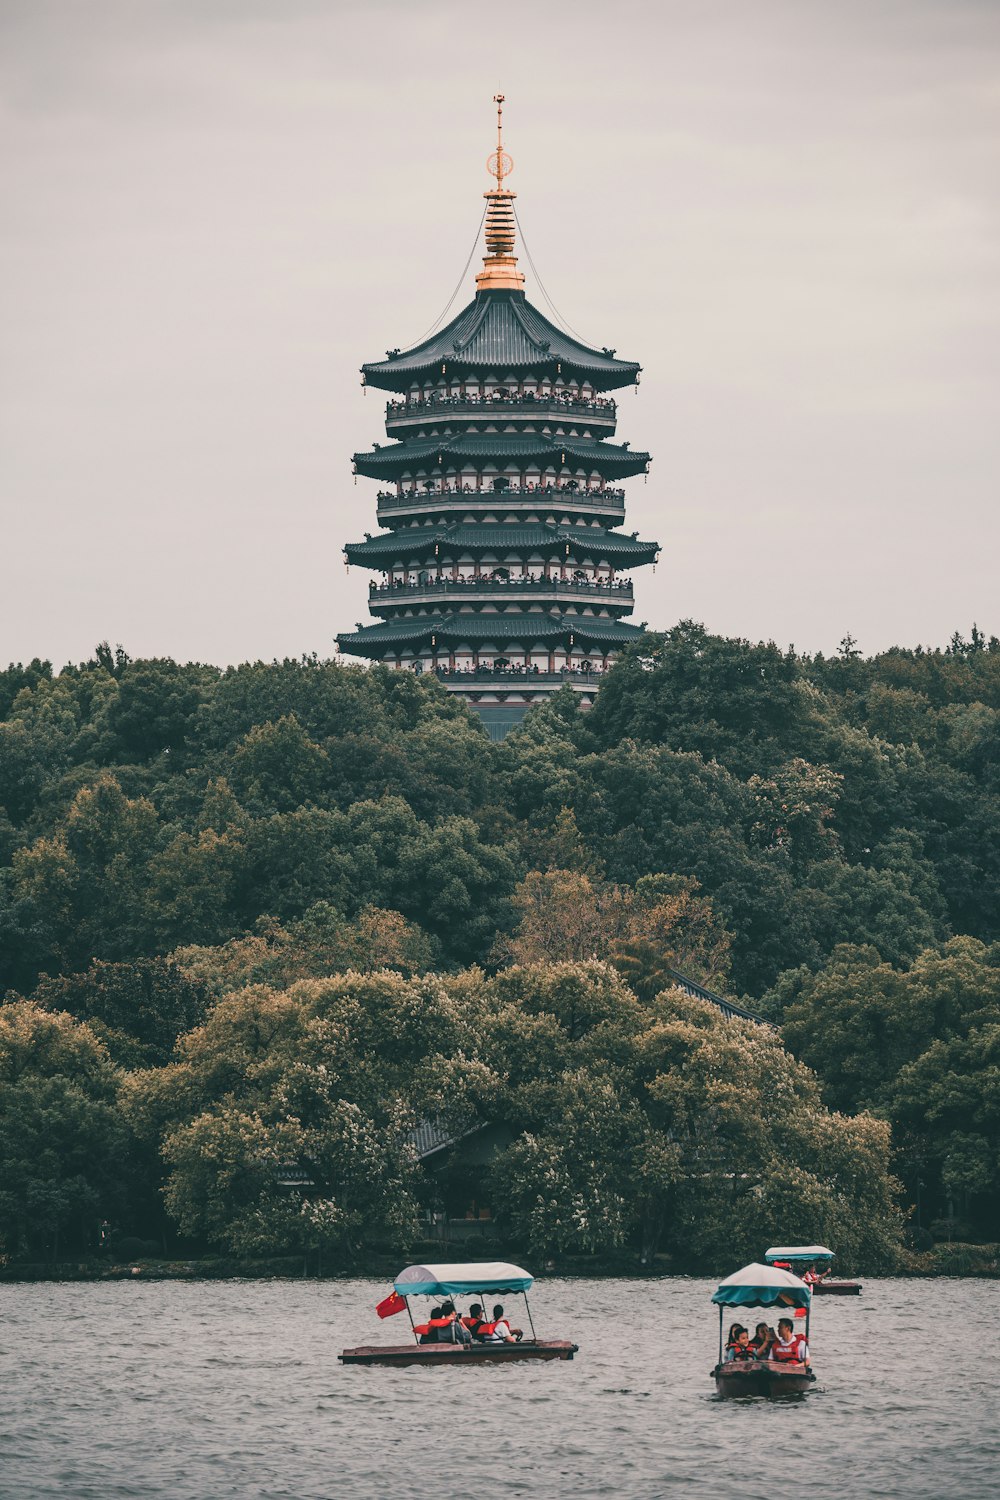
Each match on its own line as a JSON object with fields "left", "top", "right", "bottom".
{"left": 336, "top": 613, "right": 646, "bottom": 654}
{"left": 344, "top": 522, "right": 660, "bottom": 565}
{"left": 361, "top": 290, "right": 641, "bottom": 394}
{"left": 353, "top": 433, "right": 650, "bottom": 482}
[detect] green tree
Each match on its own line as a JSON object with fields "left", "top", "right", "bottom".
{"left": 230, "top": 715, "right": 332, "bottom": 813}
{"left": 27, "top": 959, "right": 207, "bottom": 1069}
{"left": 0, "top": 1002, "right": 126, "bottom": 1259}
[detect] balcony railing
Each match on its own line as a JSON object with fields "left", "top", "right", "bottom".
{"left": 432, "top": 666, "right": 609, "bottom": 684}
{"left": 369, "top": 576, "right": 634, "bottom": 604}
{"left": 385, "top": 392, "right": 616, "bottom": 420}
{"left": 375, "top": 484, "right": 626, "bottom": 511}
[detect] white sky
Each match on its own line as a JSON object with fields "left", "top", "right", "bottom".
{"left": 1, "top": 0, "right": 998, "bottom": 668}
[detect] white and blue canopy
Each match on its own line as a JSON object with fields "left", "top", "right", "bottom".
{"left": 711, "top": 1262, "right": 811, "bottom": 1310}
{"left": 394, "top": 1262, "right": 533, "bottom": 1298}
{"left": 764, "top": 1245, "right": 834, "bottom": 1264}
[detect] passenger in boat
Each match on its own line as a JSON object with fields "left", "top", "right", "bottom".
{"left": 723, "top": 1324, "right": 754, "bottom": 1361}
{"left": 437, "top": 1301, "right": 472, "bottom": 1343}
{"left": 461, "top": 1303, "right": 487, "bottom": 1338}
{"left": 490, "top": 1304, "right": 523, "bottom": 1342}
{"left": 416, "top": 1307, "right": 444, "bottom": 1343}
{"left": 802, "top": 1262, "right": 830, "bottom": 1286}
{"left": 477, "top": 1304, "right": 520, "bottom": 1343}
{"left": 769, "top": 1317, "right": 809, "bottom": 1366}
{"left": 749, "top": 1322, "right": 776, "bottom": 1356}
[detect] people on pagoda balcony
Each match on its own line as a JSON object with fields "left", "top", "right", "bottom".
{"left": 371, "top": 574, "right": 633, "bottom": 594}
{"left": 384, "top": 481, "right": 623, "bottom": 498}
{"left": 386, "top": 390, "right": 615, "bottom": 414}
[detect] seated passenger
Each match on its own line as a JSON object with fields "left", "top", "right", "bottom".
{"left": 436, "top": 1300, "right": 471, "bottom": 1344}
{"left": 724, "top": 1324, "right": 754, "bottom": 1361}
{"left": 769, "top": 1317, "right": 809, "bottom": 1365}
{"left": 486, "top": 1304, "right": 522, "bottom": 1343}
{"left": 461, "top": 1303, "right": 487, "bottom": 1339}
{"left": 749, "top": 1322, "right": 775, "bottom": 1356}
{"left": 802, "top": 1262, "right": 830, "bottom": 1285}
{"left": 416, "top": 1306, "right": 443, "bottom": 1343}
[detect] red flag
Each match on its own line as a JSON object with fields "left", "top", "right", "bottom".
{"left": 376, "top": 1290, "right": 407, "bottom": 1319}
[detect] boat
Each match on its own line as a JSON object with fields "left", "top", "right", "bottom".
{"left": 764, "top": 1244, "right": 862, "bottom": 1296}
{"left": 339, "top": 1261, "right": 579, "bottom": 1367}
{"left": 711, "top": 1263, "right": 817, "bottom": 1397}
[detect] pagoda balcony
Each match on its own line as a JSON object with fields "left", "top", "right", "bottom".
{"left": 375, "top": 484, "right": 626, "bottom": 522}
{"left": 432, "top": 666, "right": 609, "bottom": 685}
{"left": 368, "top": 576, "right": 634, "bottom": 611}
{"left": 384, "top": 391, "right": 617, "bottom": 435}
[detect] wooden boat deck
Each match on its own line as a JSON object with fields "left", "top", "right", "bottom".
{"left": 340, "top": 1340, "right": 577, "bottom": 1367}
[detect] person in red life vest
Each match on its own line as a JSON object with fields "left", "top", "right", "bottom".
{"left": 486, "top": 1303, "right": 522, "bottom": 1342}
{"left": 769, "top": 1317, "right": 809, "bottom": 1365}
{"left": 802, "top": 1262, "right": 830, "bottom": 1286}
{"left": 724, "top": 1324, "right": 755, "bottom": 1362}
{"left": 415, "top": 1306, "right": 446, "bottom": 1343}
{"left": 461, "top": 1303, "right": 487, "bottom": 1339}
{"left": 749, "top": 1321, "right": 776, "bottom": 1357}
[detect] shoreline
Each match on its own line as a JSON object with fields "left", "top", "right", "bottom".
{"left": 3, "top": 1246, "right": 997, "bottom": 1284}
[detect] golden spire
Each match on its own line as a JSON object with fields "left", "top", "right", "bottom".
{"left": 476, "top": 93, "right": 525, "bottom": 292}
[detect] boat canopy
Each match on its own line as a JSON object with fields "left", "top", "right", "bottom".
{"left": 394, "top": 1262, "right": 534, "bottom": 1298}
{"left": 711, "top": 1262, "right": 811, "bottom": 1309}
{"left": 764, "top": 1245, "right": 834, "bottom": 1263}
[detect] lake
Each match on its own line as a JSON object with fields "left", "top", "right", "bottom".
{"left": 1, "top": 1277, "right": 996, "bottom": 1498}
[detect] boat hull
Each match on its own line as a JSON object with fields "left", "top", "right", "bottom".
{"left": 339, "top": 1340, "right": 578, "bottom": 1368}
{"left": 812, "top": 1281, "right": 862, "bottom": 1296}
{"left": 713, "top": 1360, "right": 815, "bottom": 1397}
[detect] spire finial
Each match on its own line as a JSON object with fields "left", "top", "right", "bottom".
{"left": 476, "top": 93, "right": 524, "bottom": 292}
{"left": 487, "top": 92, "right": 513, "bottom": 191}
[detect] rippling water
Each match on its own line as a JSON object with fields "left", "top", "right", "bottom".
{"left": 1, "top": 1277, "right": 996, "bottom": 1499}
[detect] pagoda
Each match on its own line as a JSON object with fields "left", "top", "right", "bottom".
{"left": 337, "top": 97, "right": 659, "bottom": 739}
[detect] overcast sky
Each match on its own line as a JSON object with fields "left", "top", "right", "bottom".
{"left": 1, "top": 0, "right": 997, "bottom": 669}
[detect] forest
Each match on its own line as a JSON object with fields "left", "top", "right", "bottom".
{"left": 1, "top": 622, "right": 998, "bottom": 1273}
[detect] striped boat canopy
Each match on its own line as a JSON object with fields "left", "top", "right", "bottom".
{"left": 711, "top": 1262, "right": 811, "bottom": 1310}
{"left": 394, "top": 1262, "right": 533, "bottom": 1298}
{"left": 764, "top": 1246, "right": 834, "bottom": 1263}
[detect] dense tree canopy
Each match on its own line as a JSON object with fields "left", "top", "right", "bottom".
{"left": 0, "top": 627, "right": 997, "bottom": 1262}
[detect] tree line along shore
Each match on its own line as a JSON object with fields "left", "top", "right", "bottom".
{"left": 0, "top": 624, "right": 998, "bottom": 1277}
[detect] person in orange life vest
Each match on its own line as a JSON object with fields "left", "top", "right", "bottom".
{"left": 461, "top": 1303, "right": 487, "bottom": 1339}
{"left": 802, "top": 1262, "right": 830, "bottom": 1286}
{"left": 416, "top": 1306, "right": 446, "bottom": 1343}
{"left": 724, "top": 1324, "right": 754, "bottom": 1362}
{"left": 488, "top": 1303, "right": 522, "bottom": 1342}
{"left": 769, "top": 1317, "right": 809, "bottom": 1365}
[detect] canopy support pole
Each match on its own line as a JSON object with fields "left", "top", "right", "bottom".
{"left": 404, "top": 1296, "right": 419, "bottom": 1345}
{"left": 523, "top": 1291, "right": 538, "bottom": 1344}
{"left": 718, "top": 1305, "right": 723, "bottom": 1366}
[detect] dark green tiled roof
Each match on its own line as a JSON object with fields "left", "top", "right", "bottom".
{"left": 361, "top": 290, "right": 640, "bottom": 394}
{"left": 344, "top": 522, "right": 659, "bottom": 565}
{"left": 354, "top": 432, "right": 649, "bottom": 481}
{"left": 336, "top": 612, "right": 644, "bottom": 653}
